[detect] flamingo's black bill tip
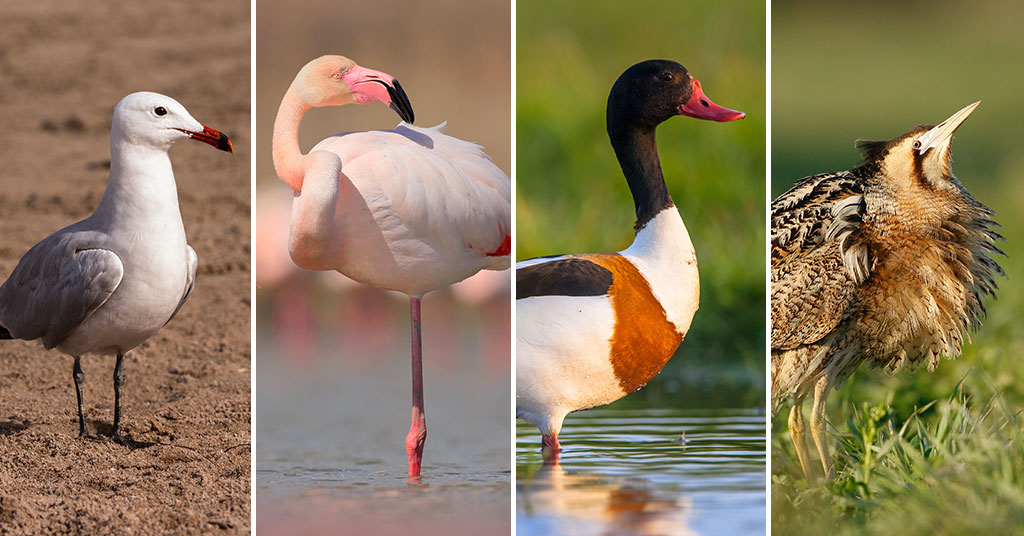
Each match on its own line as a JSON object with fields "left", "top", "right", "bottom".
{"left": 387, "top": 79, "right": 415, "bottom": 124}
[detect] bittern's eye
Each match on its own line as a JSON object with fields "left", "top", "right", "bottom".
{"left": 912, "top": 139, "right": 922, "bottom": 150}
{"left": 659, "top": 72, "right": 674, "bottom": 82}
{"left": 154, "top": 107, "right": 168, "bottom": 117}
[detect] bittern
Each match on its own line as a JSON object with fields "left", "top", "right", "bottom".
{"left": 770, "top": 102, "right": 1003, "bottom": 480}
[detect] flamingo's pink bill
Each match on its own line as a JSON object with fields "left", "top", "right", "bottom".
{"left": 678, "top": 79, "right": 745, "bottom": 122}
{"left": 341, "top": 65, "right": 415, "bottom": 123}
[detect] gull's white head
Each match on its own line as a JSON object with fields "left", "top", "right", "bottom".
{"left": 112, "top": 91, "right": 233, "bottom": 153}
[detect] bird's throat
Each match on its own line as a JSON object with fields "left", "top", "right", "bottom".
{"left": 272, "top": 86, "right": 313, "bottom": 192}
{"left": 609, "top": 127, "right": 674, "bottom": 232}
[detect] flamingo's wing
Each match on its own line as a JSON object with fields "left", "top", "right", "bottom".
{"left": 0, "top": 230, "right": 123, "bottom": 349}
{"left": 324, "top": 124, "right": 511, "bottom": 264}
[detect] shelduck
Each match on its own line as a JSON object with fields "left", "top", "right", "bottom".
{"left": 516, "top": 60, "right": 744, "bottom": 457}
{"left": 272, "top": 55, "right": 511, "bottom": 477}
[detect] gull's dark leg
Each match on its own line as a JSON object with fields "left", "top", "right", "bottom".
{"left": 72, "top": 355, "right": 96, "bottom": 439}
{"left": 110, "top": 352, "right": 128, "bottom": 444}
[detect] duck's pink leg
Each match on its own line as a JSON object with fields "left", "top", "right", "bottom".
{"left": 541, "top": 434, "right": 561, "bottom": 465}
{"left": 406, "top": 296, "right": 427, "bottom": 477}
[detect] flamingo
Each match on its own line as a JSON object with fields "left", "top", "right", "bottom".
{"left": 516, "top": 60, "right": 744, "bottom": 459}
{"left": 0, "top": 92, "right": 233, "bottom": 443}
{"left": 271, "top": 55, "right": 510, "bottom": 477}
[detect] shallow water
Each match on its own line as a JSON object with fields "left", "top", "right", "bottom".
{"left": 516, "top": 407, "right": 766, "bottom": 535}
{"left": 254, "top": 335, "right": 511, "bottom": 536}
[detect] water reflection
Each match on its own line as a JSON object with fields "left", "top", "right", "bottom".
{"left": 519, "top": 464, "right": 696, "bottom": 535}
{"left": 517, "top": 407, "right": 765, "bottom": 536}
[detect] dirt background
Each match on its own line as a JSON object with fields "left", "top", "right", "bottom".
{"left": 0, "top": 1, "right": 251, "bottom": 534}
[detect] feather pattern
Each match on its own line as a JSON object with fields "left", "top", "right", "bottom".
{"left": 772, "top": 127, "right": 1003, "bottom": 404}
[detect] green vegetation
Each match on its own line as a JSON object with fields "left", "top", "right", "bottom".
{"left": 517, "top": 0, "right": 767, "bottom": 407}
{"left": 773, "top": 1, "right": 1024, "bottom": 532}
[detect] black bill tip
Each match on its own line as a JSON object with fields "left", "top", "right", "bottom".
{"left": 385, "top": 79, "right": 415, "bottom": 124}
{"left": 216, "top": 132, "right": 234, "bottom": 153}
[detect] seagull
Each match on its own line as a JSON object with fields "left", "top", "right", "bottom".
{"left": 0, "top": 91, "right": 233, "bottom": 444}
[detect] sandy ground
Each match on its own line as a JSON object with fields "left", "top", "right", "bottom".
{"left": 0, "top": 1, "right": 251, "bottom": 534}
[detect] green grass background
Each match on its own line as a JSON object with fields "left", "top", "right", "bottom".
{"left": 773, "top": 1, "right": 1024, "bottom": 533}
{"left": 517, "top": 0, "right": 767, "bottom": 407}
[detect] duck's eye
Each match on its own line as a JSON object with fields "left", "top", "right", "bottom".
{"left": 659, "top": 72, "right": 674, "bottom": 82}
{"left": 154, "top": 106, "right": 168, "bottom": 116}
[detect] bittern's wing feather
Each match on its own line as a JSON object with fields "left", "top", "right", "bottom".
{"left": 771, "top": 170, "right": 870, "bottom": 349}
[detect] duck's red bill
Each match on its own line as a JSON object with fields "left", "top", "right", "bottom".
{"left": 678, "top": 79, "right": 745, "bottom": 122}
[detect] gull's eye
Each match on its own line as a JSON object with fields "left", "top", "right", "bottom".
{"left": 154, "top": 106, "right": 168, "bottom": 117}
{"left": 659, "top": 72, "right": 674, "bottom": 82}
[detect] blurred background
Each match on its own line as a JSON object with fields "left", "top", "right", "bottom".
{"left": 517, "top": 0, "right": 766, "bottom": 409}
{"left": 253, "top": 1, "right": 510, "bottom": 535}
{"left": 773, "top": 1, "right": 1024, "bottom": 533}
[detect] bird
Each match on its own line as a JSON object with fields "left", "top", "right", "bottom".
{"left": 515, "top": 60, "right": 745, "bottom": 460}
{"left": 0, "top": 91, "right": 233, "bottom": 444}
{"left": 271, "top": 55, "right": 511, "bottom": 477}
{"left": 770, "top": 102, "right": 1003, "bottom": 480}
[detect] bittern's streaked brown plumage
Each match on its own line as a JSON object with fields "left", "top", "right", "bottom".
{"left": 770, "top": 102, "right": 1004, "bottom": 480}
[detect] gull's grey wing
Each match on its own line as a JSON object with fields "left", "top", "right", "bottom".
{"left": 0, "top": 230, "right": 123, "bottom": 349}
{"left": 164, "top": 245, "right": 197, "bottom": 326}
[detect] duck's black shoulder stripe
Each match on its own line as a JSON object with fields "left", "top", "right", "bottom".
{"left": 516, "top": 258, "right": 613, "bottom": 299}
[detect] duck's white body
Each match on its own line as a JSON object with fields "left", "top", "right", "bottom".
{"left": 516, "top": 208, "right": 699, "bottom": 437}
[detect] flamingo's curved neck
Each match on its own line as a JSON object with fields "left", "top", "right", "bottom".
{"left": 607, "top": 124, "right": 674, "bottom": 232}
{"left": 273, "top": 84, "right": 313, "bottom": 191}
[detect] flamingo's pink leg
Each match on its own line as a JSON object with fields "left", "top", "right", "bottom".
{"left": 406, "top": 296, "right": 427, "bottom": 477}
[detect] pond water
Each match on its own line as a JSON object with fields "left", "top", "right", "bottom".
{"left": 254, "top": 339, "right": 511, "bottom": 536}
{"left": 516, "top": 407, "right": 766, "bottom": 535}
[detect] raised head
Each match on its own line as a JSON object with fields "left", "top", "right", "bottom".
{"left": 607, "top": 60, "right": 744, "bottom": 135}
{"left": 112, "top": 91, "right": 232, "bottom": 153}
{"left": 291, "top": 55, "right": 414, "bottom": 123}
{"left": 856, "top": 101, "right": 979, "bottom": 192}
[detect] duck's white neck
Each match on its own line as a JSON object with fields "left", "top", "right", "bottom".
{"left": 621, "top": 207, "right": 699, "bottom": 334}
{"left": 623, "top": 206, "right": 693, "bottom": 260}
